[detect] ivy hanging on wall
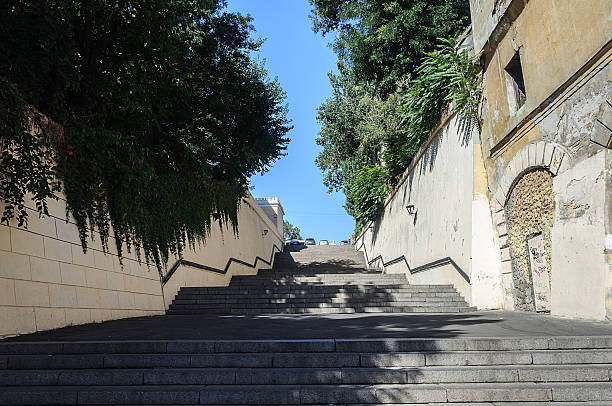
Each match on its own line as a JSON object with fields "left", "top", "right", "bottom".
{"left": 0, "top": 1, "right": 292, "bottom": 274}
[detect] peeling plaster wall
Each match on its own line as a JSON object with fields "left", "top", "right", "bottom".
{"left": 551, "top": 150, "right": 607, "bottom": 320}
{"left": 473, "top": 0, "right": 612, "bottom": 319}
{"left": 478, "top": 0, "right": 611, "bottom": 156}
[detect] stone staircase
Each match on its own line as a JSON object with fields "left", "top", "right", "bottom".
{"left": 1, "top": 336, "right": 612, "bottom": 404}
{"left": 3, "top": 245, "right": 612, "bottom": 404}
{"left": 167, "top": 245, "right": 475, "bottom": 315}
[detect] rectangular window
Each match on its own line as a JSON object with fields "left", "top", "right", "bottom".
{"left": 505, "top": 51, "right": 526, "bottom": 111}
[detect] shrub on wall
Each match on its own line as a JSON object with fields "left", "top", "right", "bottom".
{"left": 384, "top": 37, "right": 482, "bottom": 181}
{"left": 345, "top": 166, "right": 389, "bottom": 237}
{"left": 0, "top": 1, "right": 291, "bottom": 273}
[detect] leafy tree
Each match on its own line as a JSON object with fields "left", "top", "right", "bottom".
{"left": 384, "top": 37, "right": 481, "bottom": 180}
{"left": 283, "top": 220, "right": 302, "bottom": 240}
{"left": 0, "top": 1, "right": 291, "bottom": 272}
{"left": 310, "top": 0, "right": 471, "bottom": 97}
{"left": 345, "top": 166, "right": 389, "bottom": 236}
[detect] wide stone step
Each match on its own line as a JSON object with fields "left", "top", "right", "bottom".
{"left": 6, "top": 337, "right": 612, "bottom": 355}
{"left": 171, "top": 296, "right": 467, "bottom": 304}
{"left": 173, "top": 293, "right": 462, "bottom": 301}
{"left": 233, "top": 278, "right": 407, "bottom": 283}
{"left": 258, "top": 269, "right": 383, "bottom": 276}
{"left": 6, "top": 348, "right": 612, "bottom": 370}
{"left": 3, "top": 364, "right": 611, "bottom": 386}
{"left": 1, "top": 382, "right": 612, "bottom": 404}
{"left": 167, "top": 306, "right": 477, "bottom": 315}
{"left": 228, "top": 280, "right": 409, "bottom": 286}
{"left": 177, "top": 286, "right": 458, "bottom": 295}
{"left": 168, "top": 301, "right": 470, "bottom": 310}
{"left": 231, "top": 274, "right": 405, "bottom": 279}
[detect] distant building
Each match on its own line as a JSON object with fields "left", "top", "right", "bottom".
{"left": 255, "top": 197, "right": 284, "bottom": 236}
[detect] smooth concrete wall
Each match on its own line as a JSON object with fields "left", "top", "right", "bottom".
{"left": 162, "top": 195, "right": 283, "bottom": 308}
{"left": 355, "top": 114, "right": 493, "bottom": 305}
{"left": 0, "top": 191, "right": 282, "bottom": 338}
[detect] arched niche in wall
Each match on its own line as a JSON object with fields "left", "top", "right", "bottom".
{"left": 493, "top": 141, "right": 572, "bottom": 312}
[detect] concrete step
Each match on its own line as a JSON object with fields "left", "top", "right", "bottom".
{"left": 232, "top": 275, "right": 407, "bottom": 284}
{"left": 171, "top": 296, "right": 467, "bottom": 304}
{"left": 1, "top": 382, "right": 612, "bottom": 404}
{"left": 228, "top": 280, "right": 409, "bottom": 286}
{"left": 167, "top": 306, "right": 478, "bottom": 315}
{"left": 4, "top": 364, "right": 610, "bottom": 386}
{"left": 173, "top": 292, "right": 463, "bottom": 301}
{"left": 168, "top": 301, "right": 471, "bottom": 309}
{"left": 6, "top": 337, "right": 611, "bottom": 355}
{"left": 177, "top": 286, "right": 459, "bottom": 294}
{"left": 5, "top": 347, "right": 612, "bottom": 369}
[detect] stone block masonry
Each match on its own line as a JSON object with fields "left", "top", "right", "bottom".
{"left": 0, "top": 190, "right": 283, "bottom": 338}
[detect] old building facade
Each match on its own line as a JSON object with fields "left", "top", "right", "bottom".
{"left": 473, "top": 0, "right": 612, "bottom": 318}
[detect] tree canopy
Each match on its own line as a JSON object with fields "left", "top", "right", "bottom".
{"left": 0, "top": 0, "right": 292, "bottom": 271}
{"left": 310, "top": 1, "right": 476, "bottom": 236}
{"left": 310, "top": 0, "right": 471, "bottom": 96}
{"left": 283, "top": 220, "right": 302, "bottom": 240}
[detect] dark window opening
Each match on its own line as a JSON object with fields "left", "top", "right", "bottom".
{"left": 505, "top": 52, "right": 526, "bottom": 110}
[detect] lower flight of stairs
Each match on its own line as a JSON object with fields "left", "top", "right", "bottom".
{"left": 1, "top": 336, "right": 612, "bottom": 404}
{"left": 168, "top": 246, "right": 475, "bottom": 315}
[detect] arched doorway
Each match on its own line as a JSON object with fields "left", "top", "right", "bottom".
{"left": 505, "top": 168, "right": 553, "bottom": 311}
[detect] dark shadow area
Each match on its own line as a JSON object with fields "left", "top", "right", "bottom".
{"left": 5, "top": 310, "right": 612, "bottom": 342}
{"left": 283, "top": 243, "right": 307, "bottom": 252}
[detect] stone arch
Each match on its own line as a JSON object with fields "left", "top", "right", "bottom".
{"left": 494, "top": 141, "right": 572, "bottom": 207}
{"left": 492, "top": 141, "right": 572, "bottom": 311}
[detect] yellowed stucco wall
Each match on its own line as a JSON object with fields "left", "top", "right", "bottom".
{"left": 0, "top": 191, "right": 282, "bottom": 338}
{"left": 479, "top": 0, "right": 611, "bottom": 155}
{"left": 474, "top": 0, "right": 612, "bottom": 319}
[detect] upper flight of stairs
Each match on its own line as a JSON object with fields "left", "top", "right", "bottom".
{"left": 167, "top": 245, "right": 475, "bottom": 315}
{"left": 1, "top": 336, "right": 612, "bottom": 404}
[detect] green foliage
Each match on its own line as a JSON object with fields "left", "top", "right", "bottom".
{"left": 283, "top": 220, "right": 302, "bottom": 240}
{"left": 0, "top": 78, "right": 60, "bottom": 227}
{"left": 0, "top": 1, "right": 291, "bottom": 273}
{"left": 384, "top": 36, "right": 482, "bottom": 180}
{"left": 309, "top": 0, "right": 471, "bottom": 97}
{"left": 315, "top": 74, "right": 403, "bottom": 194}
{"left": 344, "top": 166, "right": 389, "bottom": 236}
{"left": 314, "top": 30, "right": 481, "bottom": 235}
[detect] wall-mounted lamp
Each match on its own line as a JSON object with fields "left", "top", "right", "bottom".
{"left": 405, "top": 204, "right": 417, "bottom": 215}
{"left": 262, "top": 229, "right": 269, "bottom": 237}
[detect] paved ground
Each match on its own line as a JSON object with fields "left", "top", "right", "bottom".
{"left": 4, "top": 311, "right": 612, "bottom": 342}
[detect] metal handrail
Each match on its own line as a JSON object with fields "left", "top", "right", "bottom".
{"left": 161, "top": 243, "right": 282, "bottom": 286}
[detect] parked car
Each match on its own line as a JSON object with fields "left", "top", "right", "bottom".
{"left": 304, "top": 238, "right": 316, "bottom": 245}
{"left": 319, "top": 240, "right": 329, "bottom": 245}
{"left": 339, "top": 240, "right": 349, "bottom": 245}
{"left": 286, "top": 239, "right": 303, "bottom": 246}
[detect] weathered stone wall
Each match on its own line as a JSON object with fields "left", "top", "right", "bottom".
{"left": 474, "top": 0, "right": 612, "bottom": 319}
{"left": 505, "top": 169, "right": 553, "bottom": 311}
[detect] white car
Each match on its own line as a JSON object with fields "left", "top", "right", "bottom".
{"left": 319, "top": 240, "right": 329, "bottom": 245}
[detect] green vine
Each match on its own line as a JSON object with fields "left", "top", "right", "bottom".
{"left": 0, "top": 1, "right": 291, "bottom": 274}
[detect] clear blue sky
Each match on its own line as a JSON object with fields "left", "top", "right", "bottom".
{"left": 226, "top": 0, "right": 355, "bottom": 243}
